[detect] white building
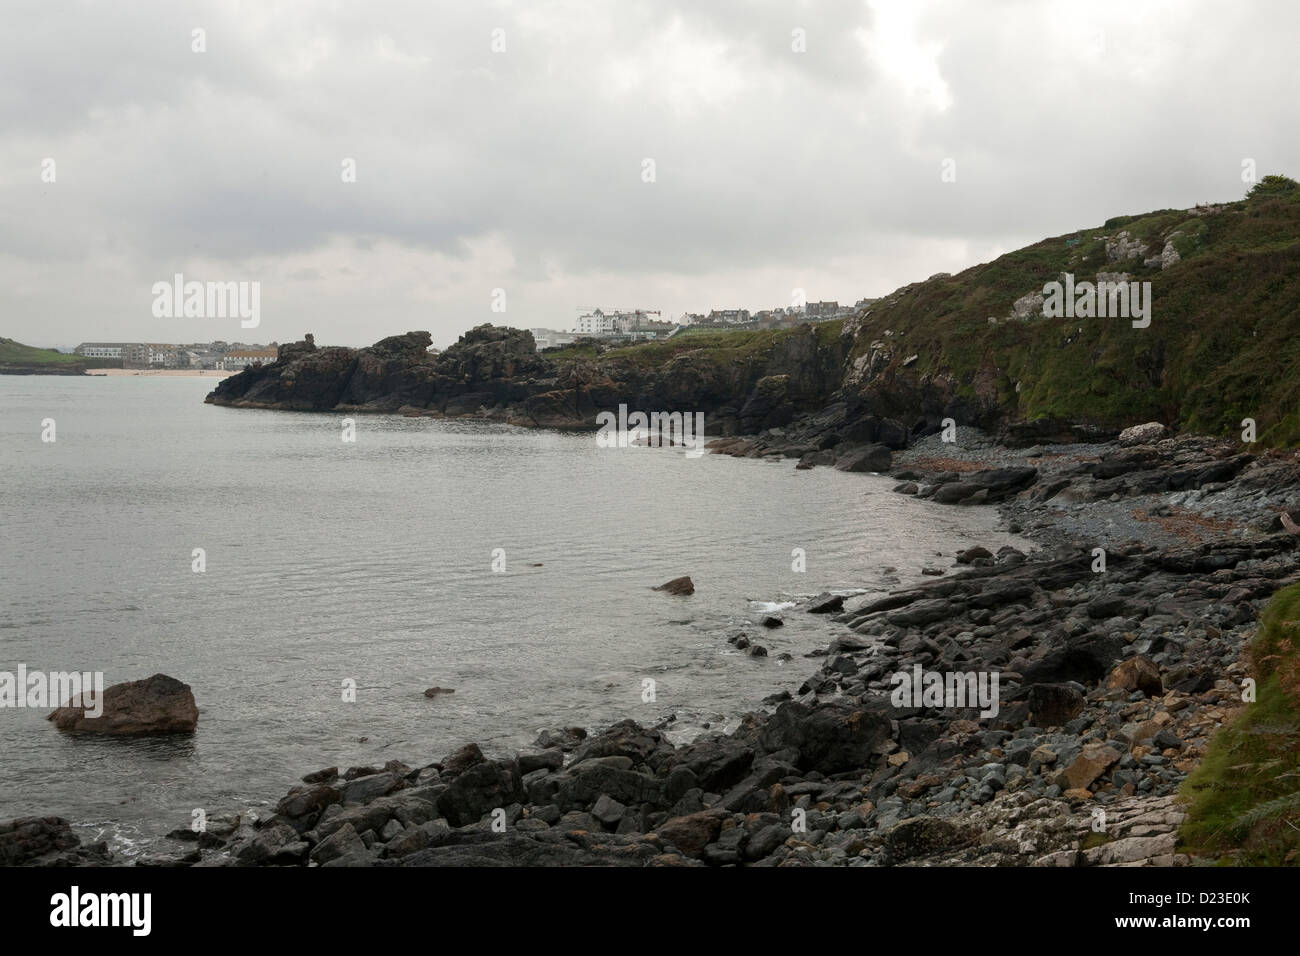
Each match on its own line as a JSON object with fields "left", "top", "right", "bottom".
{"left": 573, "top": 309, "right": 662, "bottom": 336}
{"left": 530, "top": 328, "right": 576, "bottom": 350}
{"left": 574, "top": 310, "right": 619, "bottom": 335}
{"left": 73, "top": 343, "right": 128, "bottom": 359}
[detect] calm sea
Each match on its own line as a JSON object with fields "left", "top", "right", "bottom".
{"left": 0, "top": 374, "right": 1026, "bottom": 857}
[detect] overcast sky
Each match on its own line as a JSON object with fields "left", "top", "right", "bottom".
{"left": 3, "top": 0, "right": 1298, "bottom": 349}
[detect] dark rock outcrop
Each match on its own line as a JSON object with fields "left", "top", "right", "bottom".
{"left": 47, "top": 673, "right": 198, "bottom": 735}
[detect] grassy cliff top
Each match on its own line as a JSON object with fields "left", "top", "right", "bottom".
{"left": 0, "top": 337, "right": 90, "bottom": 364}
{"left": 846, "top": 175, "right": 1300, "bottom": 442}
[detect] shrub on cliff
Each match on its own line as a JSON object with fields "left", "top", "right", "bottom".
{"left": 1246, "top": 174, "right": 1299, "bottom": 201}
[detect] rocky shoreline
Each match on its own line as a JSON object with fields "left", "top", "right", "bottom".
{"left": 7, "top": 422, "right": 1297, "bottom": 867}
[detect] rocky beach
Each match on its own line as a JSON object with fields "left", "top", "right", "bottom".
{"left": 7, "top": 415, "right": 1297, "bottom": 868}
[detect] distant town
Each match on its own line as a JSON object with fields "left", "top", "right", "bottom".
{"left": 63, "top": 297, "right": 876, "bottom": 368}
{"left": 70, "top": 341, "right": 278, "bottom": 370}
{"left": 531, "top": 298, "right": 875, "bottom": 350}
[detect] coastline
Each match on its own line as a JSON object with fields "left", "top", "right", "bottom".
{"left": 86, "top": 369, "right": 235, "bottom": 378}
{"left": 8, "top": 422, "right": 1296, "bottom": 867}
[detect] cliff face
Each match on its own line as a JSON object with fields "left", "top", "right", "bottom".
{"left": 835, "top": 185, "right": 1300, "bottom": 444}
{"left": 206, "top": 322, "right": 856, "bottom": 435}
{"left": 208, "top": 183, "right": 1300, "bottom": 445}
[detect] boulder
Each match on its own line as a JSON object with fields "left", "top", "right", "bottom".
{"left": 1119, "top": 422, "right": 1166, "bottom": 445}
{"left": 0, "top": 817, "right": 81, "bottom": 866}
{"left": 884, "top": 817, "right": 974, "bottom": 864}
{"left": 47, "top": 674, "right": 198, "bottom": 735}
{"left": 534, "top": 727, "right": 587, "bottom": 751}
{"left": 834, "top": 444, "right": 893, "bottom": 473}
{"left": 932, "top": 467, "right": 1038, "bottom": 505}
{"left": 1107, "top": 656, "right": 1163, "bottom": 697}
{"left": 567, "top": 719, "right": 670, "bottom": 767}
{"left": 441, "top": 742, "right": 486, "bottom": 777}
{"left": 436, "top": 761, "right": 523, "bottom": 827}
{"left": 1060, "top": 744, "right": 1121, "bottom": 791}
{"left": 805, "top": 592, "right": 845, "bottom": 614}
{"left": 653, "top": 576, "right": 695, "bottom": 596}
{"left": 655, "top": 809, "right": 728, "bottom": 859}
{"left": 1027, "top": 684, "right": 1085, "bottom": 727}
{"left": 758, "top": 700, "right": 892, "bottom": 774}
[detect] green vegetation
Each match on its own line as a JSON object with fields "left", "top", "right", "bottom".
{"left": 0, "top": 337, "right": 90, "bottom": 364}
{"left": 0, "top": 337, "right": 118, "bottom": 372}
{"left": 843, "top": 176, "right": 1300, "bottom": 444}
{"left": 1247, "top": 174, "right": 1299, "bottom": 200}
{"left": 546, "top": 324, "right": 837, "bottom": 372}
{"left": 1180, "top": 582, "right": 1300, "bottom": 865}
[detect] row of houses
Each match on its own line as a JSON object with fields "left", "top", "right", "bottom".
{"left": 72, "top": 342, "right": 278, "bottom": 369}
{"left": 572, "top": 309, "right": 677, "bottom": 338}
{"left": 527, "top": 298, "right": 876, "bottom": 351}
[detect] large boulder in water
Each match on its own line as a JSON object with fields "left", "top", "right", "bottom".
{"left": 47, "top": 673, "right": 198, "bottom": 735}
{"left": 654, "top": 576, "right": 695, "bottom": 596}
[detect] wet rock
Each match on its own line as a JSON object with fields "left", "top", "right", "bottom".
{"left": 567, "top": 720, "right": 670, "bottom": 767}
{"left": 534, "top": 727, "right": 587, "bottom": 751}
{"left": 0, "top": 817, "right": 93, "bottom": 866}
{"left": 47, "top": 673, "right": 198, "bottom": 735}
{"left": 805, "top": 593, "right": 845, "bottom": 614}
{"left": 276, "top": 783, "right": 342, "bottom": 820}
{"left": 834, "top": 444, "right": 893, "bottom": 473}
{"left": 441, "top": 743, "right": 486, "bottom": 777}
{"left": 517, "top": 750, "right": 564, "bottom": 774}
{"left": 341, "top": 772, "right": 403, "bottom": 805}
{"left": 653, "top": 576, "right": 695, "bottom": 596}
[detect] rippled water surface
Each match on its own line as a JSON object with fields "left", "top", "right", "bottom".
{"left": 0, "top": 375, "right": 1027, "bottom": 855}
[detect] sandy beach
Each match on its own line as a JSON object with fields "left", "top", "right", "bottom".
{"left": 86, "top": 368, "right": 235, "bottom": 378}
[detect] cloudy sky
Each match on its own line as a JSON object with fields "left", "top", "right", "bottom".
{"left": 4, "top": 0, "right": 1298, "bottom": 349}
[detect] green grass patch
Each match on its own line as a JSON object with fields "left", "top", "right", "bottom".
{"left": 1179, "top": 582, "right": 1300, "bottom": 865}
{"left": 0, "top": 337, "right": 91, "bottom": 364}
